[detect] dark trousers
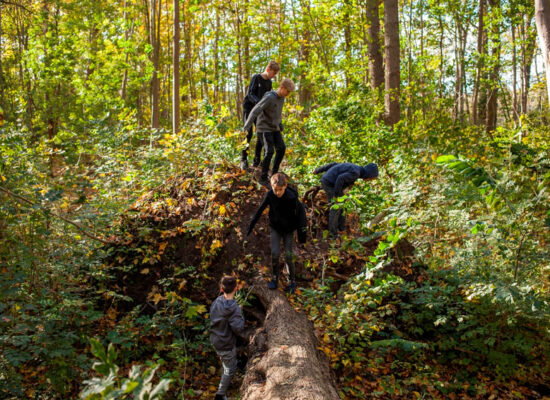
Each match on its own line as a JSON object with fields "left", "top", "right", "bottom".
{"left": 242, "top": 108, "right": 264, "bottom": 166}
{"left": 261, "top": 131, "right": 286, "bottom": 179}
{"left": 322, "top": 181, "right": 346, "bottom": 235}
{"left": 270, "top": 227, "right": 295, "bottom": 282}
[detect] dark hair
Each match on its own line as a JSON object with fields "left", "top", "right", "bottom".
{"left": 220, "top": 275, "right": 237, "bottom": 293}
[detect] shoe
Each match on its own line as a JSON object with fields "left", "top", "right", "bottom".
{"left": 285, "top": 281, "right": 296, "bottom": 294}
{"left": 267, "top": 278, "right": 278, "bottom": 290}
{"left": 214, "top": 394, "right": 229, "bottom": 400}
{"left": 240, "top": 158, "right": 249, "bottom": 171}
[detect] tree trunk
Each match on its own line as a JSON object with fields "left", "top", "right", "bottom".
{"left": 485, "top": 0, "right": 501, "bottom": 134}
{"left": 521, "top": 13, "right": 536, "bottom": 115}
{"left": 535, "top": 0, "right": 550, "bottom": 104}
{"left": 149, "top": 0, "right": 162, "bottom": 129}
{"left": 366, "top": 0, "right": 383, "bottom": 92}
{"left": 173, "top": 0, "right": 180, "bottom": 134}
{"left": 473, "top": 0, "right": 487, "bottom": 124}
{"left": 241, "top": 274, "right": 341, "bottom": 400}
{"left": 383, "top": 0, "right": 400, "bottom": 126}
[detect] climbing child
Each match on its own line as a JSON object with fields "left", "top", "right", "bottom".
{"left": 241, "top": 61, "right": 280, "bottom": 170}
{"left": 313, "top": 162, "right": 379, "bottom": 237}
{"left": 210, "top": 275, "right": 245, "bottom": 400}
{"left": 243, "top": 78, "right": 295, "bottom": 188}
{"left": 247, "top": 173, "right": 306, "bottom": 294}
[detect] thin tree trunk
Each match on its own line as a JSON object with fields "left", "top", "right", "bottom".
{"left": 150, "top": 0, "right": 161, "bottom": 129}
{"left": 473, "top": 0, "right": 487, "bottom": 124}
{"left": 383, "top": 0, "right": 400, "bottom": 125}
{"left": 214, "top": 7, "right": 220, "bottom": 106}
{"left": 535, "top": 0, "right": 550, "bottom": 104}
{"left": 366, "top": 0, "right": 383, "bottom": 92}
{"left": 485, "top": 0, "right": 501, "bottom": 134}
{"left": 173, "top": 0, "right": 180, "bottom": 133}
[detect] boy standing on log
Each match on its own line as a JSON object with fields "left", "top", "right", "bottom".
{"left": 247, "top": 173, "right": 306, "bottom": 294}
{"left": 241, "top": 61, "right": 280, "bottom": 171}
{"left": 243, "top": 78, "right": 295, "bottom": 188}
{"left": 210, "top": 276, "right": 245, "bottom": 400}
{"left": 314, "top": 162, "right": 379, "bottom": 237}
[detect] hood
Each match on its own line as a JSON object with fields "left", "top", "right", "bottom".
{"left": 361, "top": 163, "right": 379, "bottom": 179}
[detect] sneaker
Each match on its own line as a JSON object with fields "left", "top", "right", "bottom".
{"left": 267, "top": 279, "right": 278, "bottom": 290}
{"left": 285, "top": 281, "right": 297, "bottom": 294}
{"left": 240, "top": 158, "right": 249, "bottom": 171}
{"left": 214, "top": 394, "right": 229, "bottom": 400}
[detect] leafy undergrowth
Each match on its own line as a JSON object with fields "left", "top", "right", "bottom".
{"left": 292, "top": 226, "right": 550, "bottom": 399}
{"left": 85, "top": 164, "right": 378, "bottom": 399}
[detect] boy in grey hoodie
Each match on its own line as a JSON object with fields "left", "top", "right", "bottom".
{"left": 209, "top": 276, "right": 245, "bottom": 400}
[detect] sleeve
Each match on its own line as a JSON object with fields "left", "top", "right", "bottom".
{"left": 229, "top": 303, "right": 245, "bottom": 335}
{"left": 247, "top": 192, "right": 270, "bottom": 235}
{"left": 279, "top": 122, "right": 284, "bottom": 132}
{"left": 243, "top": 93, "right": 272, "bottom": 132}
{"left": 245, "top": 75, "right": 261, "bottom": 105}
{"left": 334, "top": 172, "right": 359, "bottom": 195}
{"left": 314, "top": 162, "right": 338, "bottom": 175}
{"left": 296, "top": 200, "right": 307, "bottom": 244}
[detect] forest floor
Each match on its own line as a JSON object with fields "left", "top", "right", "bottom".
{"left": 96, "top": 165, "right": 549, "bottom": 399}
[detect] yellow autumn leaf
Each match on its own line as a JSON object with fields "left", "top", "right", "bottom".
{"left": 0, "top": 175, "right": 6, "bottom": 182}
{"left": 219, "top": 204, "right": 226, "bottom": 215}
{"left": 152, "top": 293, "right": 165, "bottom": 305}
{"left": 140, "top": 268, "right": 149, "bottom": 274}
{"left": 210, "top": 239, "right": 222, "bottom": 252}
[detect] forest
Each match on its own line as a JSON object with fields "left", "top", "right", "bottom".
{"left": 0, "top": 0, "right": 549, "bottom": 398}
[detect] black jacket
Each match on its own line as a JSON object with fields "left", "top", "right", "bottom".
{"left": 247, "top": 187, "right": 307, "bottom": 242}
{"left": 209, "top": 295, "right": 245, "bottom": 352}
{"left": 243, "top": 73, "right": 272, "bottom": 110}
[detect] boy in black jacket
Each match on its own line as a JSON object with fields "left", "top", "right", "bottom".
{"left": 314, "top": 162, "right": 379, "bottom": 237}
{"left": 241, "top": 61, "right": 280, "bottom": 170}
{"left": 210, "top": 276, "right": 245, "bottom": 400}
{"left": 247, "top": 173, "right": 306, "bottom": 294}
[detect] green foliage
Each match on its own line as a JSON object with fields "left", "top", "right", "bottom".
{"left": 80, "top": 338, "right": 171, "bottom": 400}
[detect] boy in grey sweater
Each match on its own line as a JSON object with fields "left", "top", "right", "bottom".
{"left": 210, "top": 276, "right": 245, "bottom": 400}
{"left": 243, "top": 78, "right": 295, "bottom": 187}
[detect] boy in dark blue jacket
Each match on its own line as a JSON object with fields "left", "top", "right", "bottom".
{"left": 314, "top": 162, "right": 379, "bottom": 237}
{"left": 210, "top": 276, "right": 245, "bottom": 400}
{"left": 241, "top": 61, "right": 280, "bottom": 170}
{"left": 247, "top": 173, "right": 307, "bottom": 294}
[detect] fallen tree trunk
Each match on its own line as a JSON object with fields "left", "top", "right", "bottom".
{"left": 241, "top": 274, "right": 341, "bottom": 400}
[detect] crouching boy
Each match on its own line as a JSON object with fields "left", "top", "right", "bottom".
{"left": 209, "top": 276, "right": 245, "bottom": 400}
{"left": 247, "top": 173, "right": 307, "bottom": 294}
{"left": 314, "top": 162, "right": 379, "bottom": 237}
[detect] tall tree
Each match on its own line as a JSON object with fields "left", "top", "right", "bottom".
{"left": 485, "top": 0, "right": 501, "bottom": 133}
{"left": 366, "top": 0, "right": 384, "bottom": 93}
{"left": 384, "top": 0, "right": 400, "bottom": 125}
{"left": 172, "top": 0, "right": 180, "bottom": 134}
{"left": 535, "top": 0, "right": 550, "bottom": 105}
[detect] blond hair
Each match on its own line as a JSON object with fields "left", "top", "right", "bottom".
{"left": 267, "top": 61, "right": 280, "bottom": 72}
{"left": 280, "top": 78, "right": 295, "bottom": 92}
{"left": 270, "top": 172, "right": 288, "bottom": 187}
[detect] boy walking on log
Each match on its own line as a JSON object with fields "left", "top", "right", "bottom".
{"left": 243, "top": 78, "right": 295, "bottom": 188}
{"left": 210, "top": 276, "right": 245, "bottom": 400}
{"left": 247, "top": 173, "right": 306, "bottom": 294}
{"left": 314, "top": 162, "right": 379, "bottom": 237}
{"left": 241, "top": 61, "right": 280, "bottom": 171}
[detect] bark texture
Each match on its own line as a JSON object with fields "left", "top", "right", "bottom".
{"left": 535, "top": 0, "right": 550, "bottom": 103}
{"left": 241, "top": 274, "right": 341, "bottom": 400}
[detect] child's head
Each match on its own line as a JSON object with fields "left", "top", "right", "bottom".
{"left": 220, "top": 275, "right": 237, "bottom": 295}
{"left": 270, "top": 172, "right": 288, "bottom": 197}
{"left": 277, "top": 78, "right": 295, "bottom": 97}
{"left": 265, "top": 61, "right": 280, "bottom": 79}
{"left": 362, "top": 163, "right": 379, "bottom": 180}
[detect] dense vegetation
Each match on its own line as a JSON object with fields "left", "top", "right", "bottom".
{"left": 1, "top": 0, "right": 549, "bottom": 399}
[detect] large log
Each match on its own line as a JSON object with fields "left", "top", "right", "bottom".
{"left": 241, "top": 274, "right": 341, "bottom": 400}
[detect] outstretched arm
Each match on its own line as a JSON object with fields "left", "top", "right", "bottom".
{"left": 314, "top": 162, "right": 338, "bottom": 174}
{"left": 247, "top": 193, "right": 270, "bottom": 235}
{"left": 243, "top": 94, "right": 272, "bottom": 132}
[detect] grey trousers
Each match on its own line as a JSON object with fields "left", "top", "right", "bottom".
{"left": 322, "top": 181, "right": 346, "bottom": 235}
{"left": 216, "top": 347, "right": 237, "bottom": 396}
{"left": 270, "top": 227, "right": 295, "bottom": 282}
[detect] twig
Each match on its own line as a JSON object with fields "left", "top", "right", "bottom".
{"left": 0, "top": 185, "right": 115, "bottom": 245}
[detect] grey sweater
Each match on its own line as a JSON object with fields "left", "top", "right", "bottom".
{"left": 243, "top": 91, "right": 285, "bottom": 133}
{"left": 209, "top": 295, "right": 245, "bottom": 352}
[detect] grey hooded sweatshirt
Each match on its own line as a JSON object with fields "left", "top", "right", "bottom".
{"left": 209, "top": 295, "right": 245, "bottom": 352}
{"left": 243, "top": 91, "right": 285, "bottom": 133}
